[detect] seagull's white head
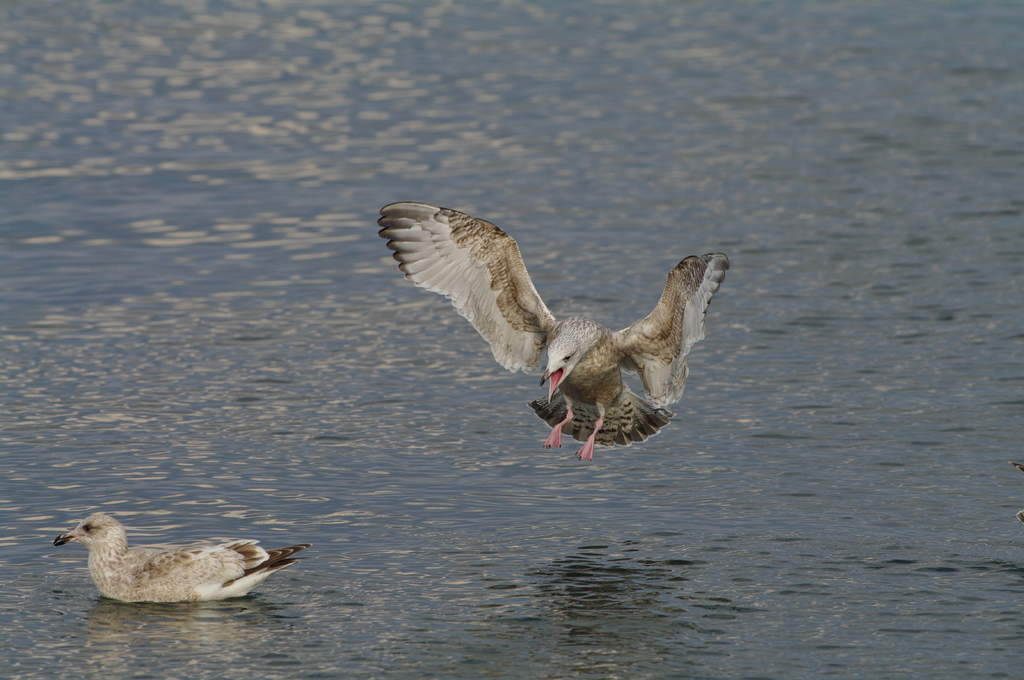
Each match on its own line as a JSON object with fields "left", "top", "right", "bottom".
{"left": 540, "top": 317, "right": 604, "bottom": 399}
{"left": 53, "top": 512, "right": 126, "bottom": 550}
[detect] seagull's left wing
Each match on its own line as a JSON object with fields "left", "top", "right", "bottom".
{"left": 614, "top": 253, "right": 729, "bottom": 407}
{"left": 136, "top": 544, "right": 248, "bottom": 588}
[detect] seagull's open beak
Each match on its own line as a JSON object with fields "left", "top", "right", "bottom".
{"left": 541, "top": 367, "right": 564, "bottom": 400}
{"left": 53, "top": 532, "right": 76, "bottom": 547}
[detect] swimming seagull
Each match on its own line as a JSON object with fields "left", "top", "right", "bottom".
{"left": 378, "top": 202, "right": 729, "bottom": 461}
{"left": 53, "top": 513, "right": 311, "bottom": 602}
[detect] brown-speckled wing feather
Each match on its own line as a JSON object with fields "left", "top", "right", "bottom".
{"left": 378, "top": 202, "right": 557, "bottom": 373}
{"left": 614, "top": 253, "right": 729, "bottom": 407}
{"left": 133, "top": 544, "right": 248, "bottom": 588}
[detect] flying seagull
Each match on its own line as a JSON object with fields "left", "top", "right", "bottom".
{"left": 378, "top": 202, "right": 729, "bottom": 461}
{"left": 53, "top": 512, "right": 310, "bottom": 602}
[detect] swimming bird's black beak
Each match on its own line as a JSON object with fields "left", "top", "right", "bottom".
{"left": 53, "top": 532, "right": 75, "bottom": 546}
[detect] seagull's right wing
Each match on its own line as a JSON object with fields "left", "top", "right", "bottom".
{"left": 379, "top": 202, "right": 557, "bottom": 373}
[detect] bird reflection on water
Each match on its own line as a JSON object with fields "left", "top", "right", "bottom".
{"left": 465, "top": 542, "right": 753, "bottom": 675}
{"left": 65, "top": 598, "right": 302, "bottom": 677}
{"left": 526, "top": 544, "right": 734, "bottom": 633}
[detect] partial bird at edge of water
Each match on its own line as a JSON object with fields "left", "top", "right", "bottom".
{"left": 1010, "top": 462, "right": 1024, "bottom": 524}
{"left": 378, "top": 201, "right": 729, "bottom": 461}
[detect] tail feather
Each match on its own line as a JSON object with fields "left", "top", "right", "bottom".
{"left": 222, "top": 540, "right": 268, "bottom": 570}
{"left": 529, "top": 389, "right": 673, "bottom": 448}
{"left": 224, "top": 543, "right": 311, "bottom": 586}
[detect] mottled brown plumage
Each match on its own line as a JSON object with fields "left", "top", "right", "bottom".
{"left": 378, "top": 202, "right": 729, "bottom": 460}
{"left": 53, "top": 513, "right": 310, "bottom": 602}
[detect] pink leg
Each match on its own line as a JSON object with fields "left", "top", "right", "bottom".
{"left": 575, "top": 416, "right": 604, "bottom": 462}
{"left": 543, "top": 406, "right": 574, "bottom": 449}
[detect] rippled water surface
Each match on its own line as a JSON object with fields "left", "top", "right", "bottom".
{"left": 2, "top": 1, "right": 1023, "bottom": 678}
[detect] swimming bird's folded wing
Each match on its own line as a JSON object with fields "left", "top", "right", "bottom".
{"left": 135, "top": 544, "right": 248, "bottom": 590}
{"left": 614, "top": 253, "right": 729, "bottom": 407}
{"left": 379, "top": 202, "right": 557, "bottom": 373}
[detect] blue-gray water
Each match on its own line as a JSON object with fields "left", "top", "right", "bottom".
{"left": 2, "top": 1, "right": 1023, "bottom": 677}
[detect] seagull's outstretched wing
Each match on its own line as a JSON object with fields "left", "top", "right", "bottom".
{"left": 379, "top": 202, "right": 557, "bottom": 373}
{"left": 614, "top": 253, "right": 729, "bottom": 407}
